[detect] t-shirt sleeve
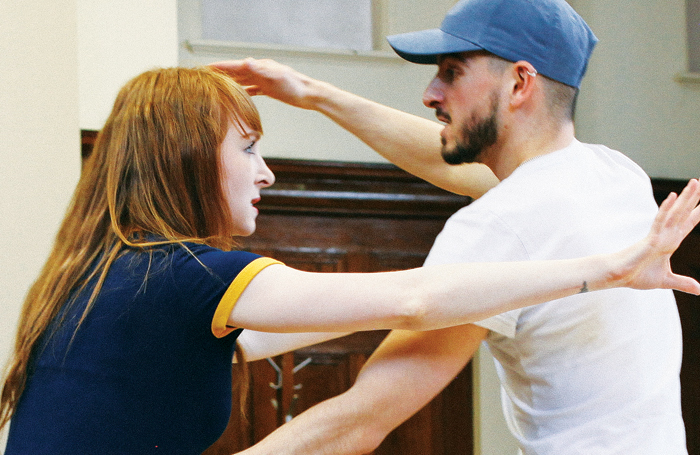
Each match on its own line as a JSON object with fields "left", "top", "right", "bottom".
{"left": 167, "top": 245, "right": 282, "bottom": 339}
{"left": 211, "top": 257, "right": 282, "bottom": 338}
{"left": 424, "top": 203, "right": 529, "bottom": 338}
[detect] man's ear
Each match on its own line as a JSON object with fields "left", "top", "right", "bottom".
{"left": 509, "top": 61, "right": 538, "bottom": 108}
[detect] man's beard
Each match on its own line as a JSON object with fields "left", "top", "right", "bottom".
{"left": 441, "top": 98, "right": 499, "bottom": 165}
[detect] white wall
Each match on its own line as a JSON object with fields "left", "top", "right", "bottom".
{"left": 572, "top": 0, "right": 700, "bottom": 179}
{"left": 77, "top": 0, "right": 179, "bottom": 130}
{"left": 0, "top": 0, "right": 80, "bottom": 447}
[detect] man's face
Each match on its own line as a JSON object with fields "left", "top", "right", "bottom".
{"left": 423, "top": 53, "right": 503, "bottom": 166}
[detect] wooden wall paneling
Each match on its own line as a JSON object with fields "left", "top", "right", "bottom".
{"left": 654, "top": 179, "right": 700, "bottom": 455}
{"left": 672, "top": 233, "right": 700, "bottom": 454}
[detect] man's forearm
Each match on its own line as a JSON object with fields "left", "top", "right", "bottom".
{"left": 237, "top": 391, "right": 382, "bottom": 455}
{"left": 304, "top": 78, "right": 498, "bottom": 198}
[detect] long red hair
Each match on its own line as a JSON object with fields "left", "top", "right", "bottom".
{"left": 1, "top": 66, "right": 262, "bottom": 429}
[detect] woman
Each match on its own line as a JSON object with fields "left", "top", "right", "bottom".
{"left": 1, "top": 66, "right": 698, "bottom": 454}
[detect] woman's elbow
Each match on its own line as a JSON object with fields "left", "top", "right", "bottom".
{"left": 392, "top": 293, "right": 431, "bottom": 331}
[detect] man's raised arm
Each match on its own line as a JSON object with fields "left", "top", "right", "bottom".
{"left": 212, "top": 58, "right": 499, "bottom": 198}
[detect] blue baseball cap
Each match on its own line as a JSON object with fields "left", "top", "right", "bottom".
{"left": 386, "top": 0, "right": 598, "bottom": 88}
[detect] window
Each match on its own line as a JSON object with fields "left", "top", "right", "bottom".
{"left": 197, "top": 0, "right": 381, "bottom": 52}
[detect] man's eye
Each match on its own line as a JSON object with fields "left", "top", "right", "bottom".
{"left": 442, "top": 68, "right": 457, "bottom": 82}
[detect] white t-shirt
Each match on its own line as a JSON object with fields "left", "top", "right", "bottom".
{"left": 425, "top": 140, "right": 686, "bottom": 454}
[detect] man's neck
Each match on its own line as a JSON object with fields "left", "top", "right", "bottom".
{"left": 486, "top": 123, "right": 575, "bottom": 180}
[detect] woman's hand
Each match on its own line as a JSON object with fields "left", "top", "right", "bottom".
{"left": 616, "top": 178, "right": 700, "bottom": 294}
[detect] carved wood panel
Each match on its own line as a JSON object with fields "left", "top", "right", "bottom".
{"left": 655, "top": 179, "right": 700, "bottom": 455}
{"left": 673, "top": 233, "right": 700, "bottom": 454}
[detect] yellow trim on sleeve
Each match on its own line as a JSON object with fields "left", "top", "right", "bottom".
{"left": 211, "top": 257, "right": 283, "bottom": 338}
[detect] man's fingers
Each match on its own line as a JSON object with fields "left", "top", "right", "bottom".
{"left": 210, "top": 59, "right": 254, "bottom": 81}
{"left": 243, "top": 85, "right": 262, "bottom": 96}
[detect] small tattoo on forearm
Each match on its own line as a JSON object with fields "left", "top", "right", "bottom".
{"left": 579, "top": 281, "right": 589, "bottom": 293}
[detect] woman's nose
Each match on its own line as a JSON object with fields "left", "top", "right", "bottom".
{"left": 258, "top": 158, "right": 275, "bottom": 188}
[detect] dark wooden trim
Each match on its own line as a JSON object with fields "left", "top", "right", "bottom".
{"left": 652, "top": 177, "right": 695, "bottom": 203}
{"left": 255, "top": 158, "right": 471, "bottom": 218}
{"left": 81, "top": 129, "right": 98, "bottom": 161}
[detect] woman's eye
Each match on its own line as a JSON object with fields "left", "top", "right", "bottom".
{"left": 244, "top": 141, "right": 256, "bottom": 154}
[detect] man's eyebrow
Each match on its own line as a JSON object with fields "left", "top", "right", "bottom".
{"left": 444, "top": 52, "right": 468, "bottom": 62}
{"left": 438, "top": 50, "right": 492, "bottom": 65}
{"left": 437, "top": 53, "right": 467, "bottom": 65}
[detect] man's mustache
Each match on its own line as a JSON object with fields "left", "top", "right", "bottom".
{"left": 435, "top": 107, "right": 451, "bottom": 123}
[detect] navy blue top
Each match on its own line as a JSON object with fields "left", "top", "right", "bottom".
{"left": 6, "top": 243, "right": 265, "bottom": 454}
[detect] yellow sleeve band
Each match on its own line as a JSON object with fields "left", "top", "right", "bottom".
{"left": 211, "top": 257, "right": 283, "bottom": 338}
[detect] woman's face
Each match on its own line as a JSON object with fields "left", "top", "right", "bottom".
{"left": 219, "top": 122, "right": 275, "bottom": 236}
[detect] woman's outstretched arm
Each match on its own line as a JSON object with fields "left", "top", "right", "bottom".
{"left": 229, "top": 179, "right": 700, "bottom": 334}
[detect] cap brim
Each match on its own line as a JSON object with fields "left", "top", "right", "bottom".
{"left": 387, "top": 28, "right": 483, "bottom": 64}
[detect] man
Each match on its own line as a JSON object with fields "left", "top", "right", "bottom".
{"left": 217, "top": 0, "right": 688, "bottom": 453}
